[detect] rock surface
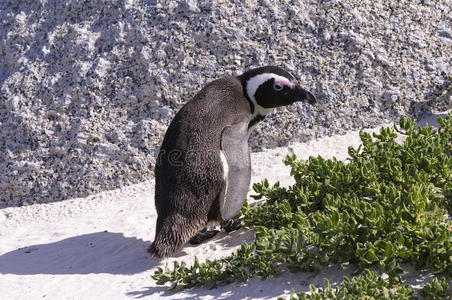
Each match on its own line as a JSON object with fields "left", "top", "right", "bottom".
{"left": 1, "top": 0, "right": 451, "bottom": 207}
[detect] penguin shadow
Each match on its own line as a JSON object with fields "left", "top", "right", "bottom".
{"left": 0, "top": 231, "right": 158, "bottom": 275}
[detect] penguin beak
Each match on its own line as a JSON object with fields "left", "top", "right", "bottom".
{"left": 289, "top": 85, "right": 317, "bottom": 105}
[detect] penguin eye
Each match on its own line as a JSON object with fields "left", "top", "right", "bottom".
{"left": 274, "top": 83, "right": 283, "bottom": 91}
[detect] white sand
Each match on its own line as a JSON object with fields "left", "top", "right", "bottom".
{"left": 0, "top": 114, "right": 448, "bottom": 299}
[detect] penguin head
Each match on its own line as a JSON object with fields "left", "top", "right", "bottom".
{"left": 238, "top": 66, "right": 317, "bottom": 114}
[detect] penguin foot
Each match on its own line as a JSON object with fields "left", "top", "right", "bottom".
{"left": 189, "top": 228, "right": 220, "bottom": 244}
{"left": 221, "top": 219, "right": 242, "bottom": 233}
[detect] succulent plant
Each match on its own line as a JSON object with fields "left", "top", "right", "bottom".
{"left": 152, "top": 114, "right": 452, "bottom": 297}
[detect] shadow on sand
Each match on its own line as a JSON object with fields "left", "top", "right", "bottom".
{"left": 0, "top": 231, "right": 158, "bottom": 275}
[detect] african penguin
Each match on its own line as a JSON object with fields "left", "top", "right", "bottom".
{"left": 149, "top": 66, "right": 317, "bottom": 258}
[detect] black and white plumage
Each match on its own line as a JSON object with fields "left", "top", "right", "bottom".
{"left": 149, "top": 66, "right": 316, "bottom": 258}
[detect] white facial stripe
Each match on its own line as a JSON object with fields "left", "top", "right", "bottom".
{"left": 246, "top": 73, "right": 292, "bottom": 116}
{"left": 246, "top": 73, "right": 292, "bottom": 103}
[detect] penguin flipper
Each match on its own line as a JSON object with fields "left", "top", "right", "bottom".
{"left": 220, "top": 119, "right": 251, "bottom": 220}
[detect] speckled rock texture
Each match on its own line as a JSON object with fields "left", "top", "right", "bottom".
{"left": 1, "top": 0, "right": 451, "bottom": 207}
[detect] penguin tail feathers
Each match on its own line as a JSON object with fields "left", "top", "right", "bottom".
{"left": 149, "top": 213, "right": 205, "bottom": 259}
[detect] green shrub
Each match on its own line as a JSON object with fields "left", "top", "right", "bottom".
{"left": 152, "top": 114, "right": 452, "bottom": 296}
{"left": 287, "top": 270, "right": 414, "bottom": 300}
{"left": 419, "top": 277, "right": 451, "bottom": 299}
